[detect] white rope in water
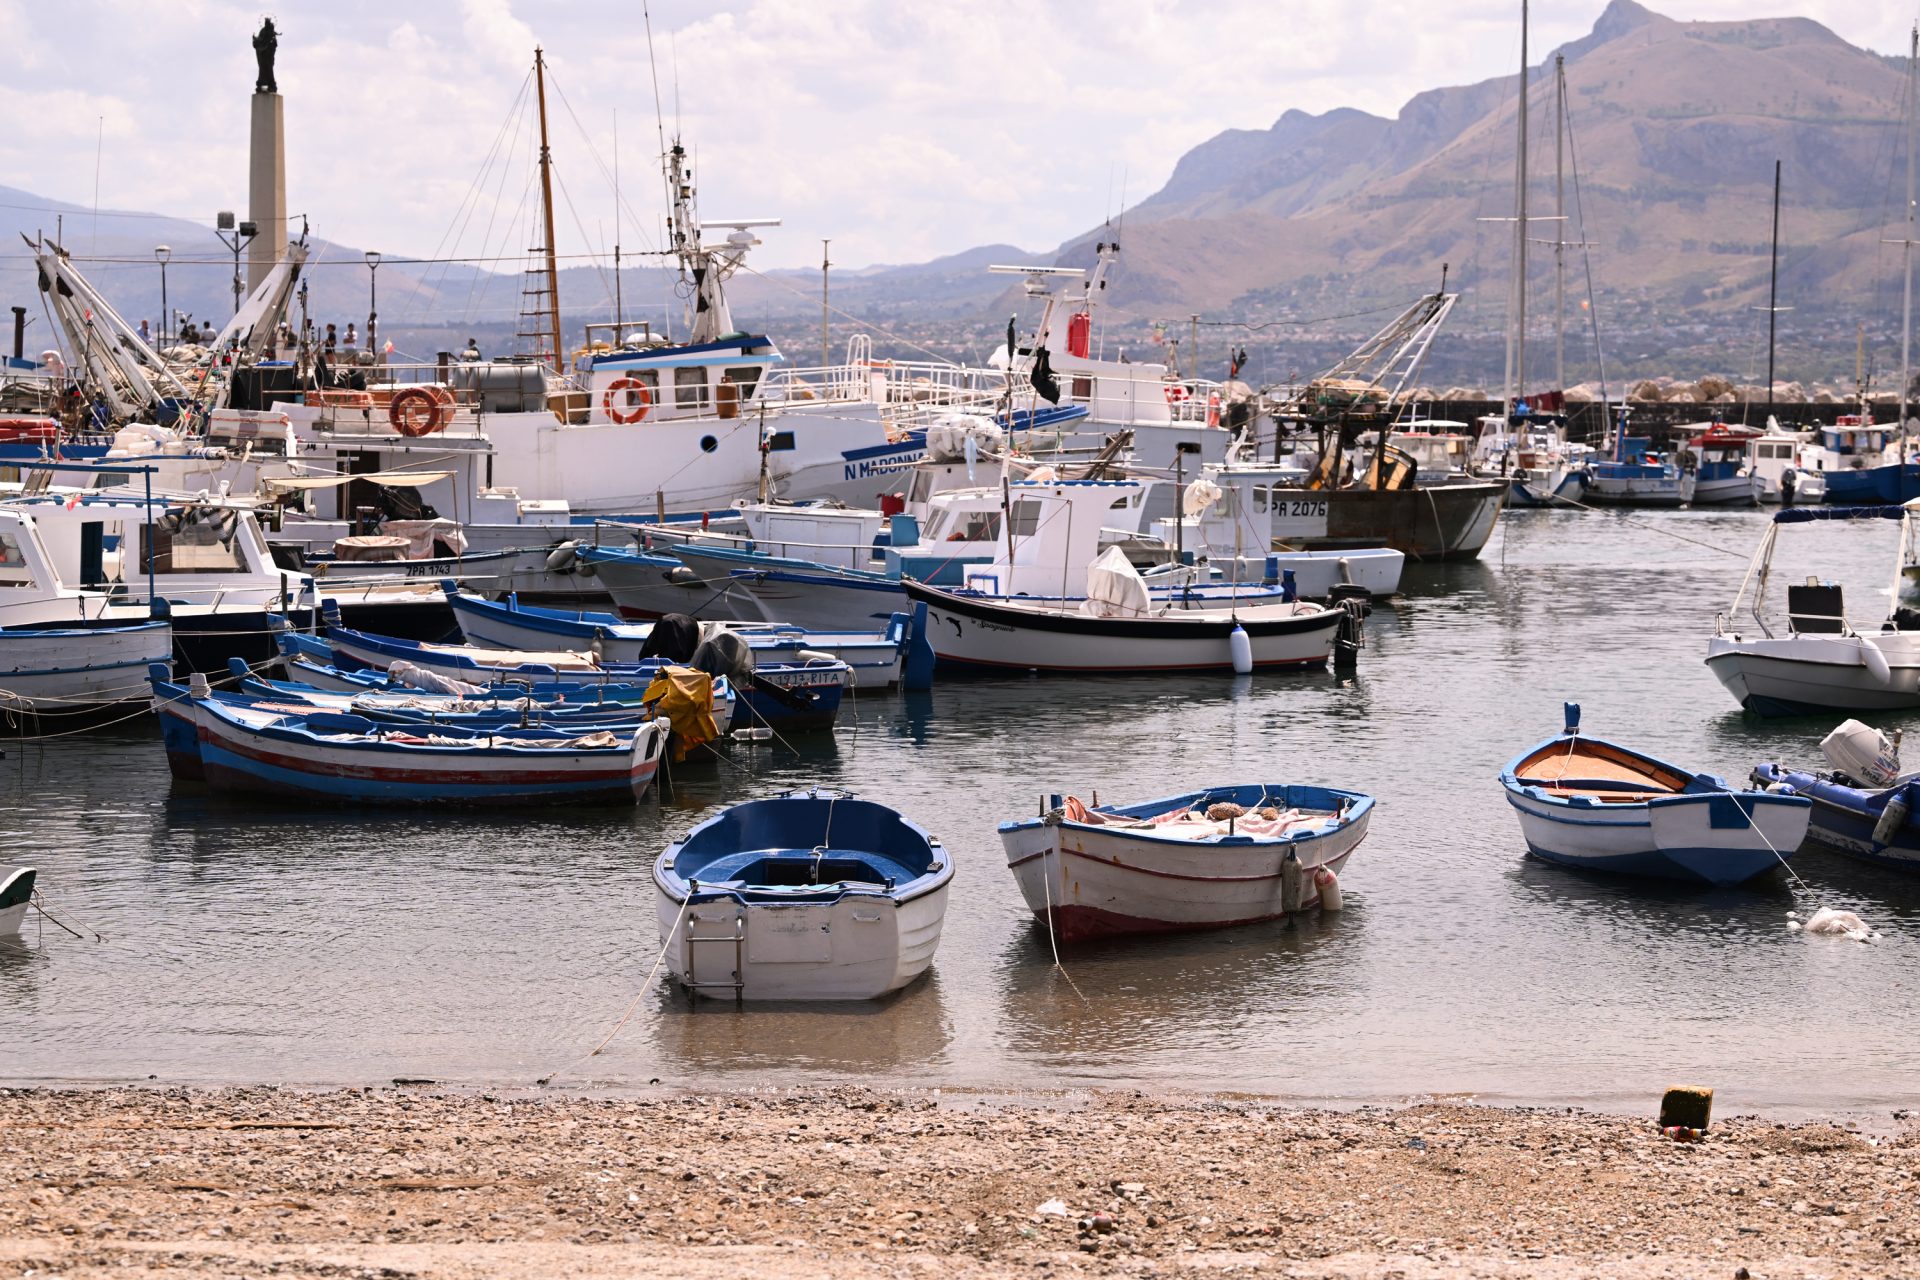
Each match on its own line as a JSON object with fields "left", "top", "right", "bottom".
{"left": 1732, "top": 792, "right": 1814, "bottom": 893}
{"left": 539, "top": 894, "right": 693, "bottom": 1086}
{"left": 1038, "top": 845, "right": 1089, "bottom": 1005}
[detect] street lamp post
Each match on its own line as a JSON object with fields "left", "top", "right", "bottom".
{"left": 364, "top": 250, "right": 382, "bottom": 359}
{"left": 154, "top": 246, "right": 171, "bottom": 349}
{"left": 213, "top": 211, "right": 257, "bottom": 326}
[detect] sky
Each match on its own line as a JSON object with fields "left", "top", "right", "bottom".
{"left": 3, "top": 0, "right": 1914, "bottom": 274}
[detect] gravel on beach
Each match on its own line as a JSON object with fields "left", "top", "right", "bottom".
{"left": 2, "top": 1084, "right": 1914, "bottom": 1278}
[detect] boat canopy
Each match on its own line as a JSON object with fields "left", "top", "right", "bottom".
{"left": 1772, "top": 505, "right": 1908, "bottom": 523}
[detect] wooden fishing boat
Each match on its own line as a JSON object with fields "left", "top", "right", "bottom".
{"left": 1500, "top": 703, "right": 1810, "bottom": 886}
{"left": 997, "top": 783, "right": 1374, "bottom": 942}
{"left": 0, "top": 865, "right": 34, "bottom": 937}
{"left": 153, "top": 676, "right": 672, "bottom": 805}
{"left": 653, "top": 787, "right": 953, "bottom": 1000}
{"left": 0, "top": 619, "right": 175, "bottom": 712}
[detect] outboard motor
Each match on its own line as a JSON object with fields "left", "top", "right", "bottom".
{"left": 638, "top": 613, "right": 702, "bottom": 664}
{"left": 1821, "top": 720, "right": 1901, "bottom": 788}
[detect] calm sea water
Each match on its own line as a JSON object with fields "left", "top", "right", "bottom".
{"left": 4, "top": 506, "right": 1918, "bottom": 1114}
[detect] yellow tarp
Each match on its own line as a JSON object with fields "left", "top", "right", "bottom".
{"left": 643, "top": 665, "right": 718, "bottom": 762}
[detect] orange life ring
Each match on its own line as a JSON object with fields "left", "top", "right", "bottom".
{"left": 389, "top": 386, "right": 451, "bottom": 437}
{"left": 1063, "top": 795, "right": 1091, "bottom": 823}
{"left": 603, "top": 377, "right": 652, "bottom": 424}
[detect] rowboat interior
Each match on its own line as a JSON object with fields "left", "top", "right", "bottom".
{"left": 1511, "top": 739, "right": 1693, "bottom": 803}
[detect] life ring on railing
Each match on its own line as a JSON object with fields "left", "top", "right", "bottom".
{"left": 388, "top": 386, "right": 452, "bottom": 437}
{"left": 602, "top": 377, "right": 652, "bottom": 424}
{"left": 1063, "top": 795, "right": 1091, "bottom": 823}
{"left": 1163, "top": 383, "right": 1192, "bottom": 405}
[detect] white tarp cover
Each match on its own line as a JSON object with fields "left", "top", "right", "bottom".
{"left": 1083, "top": 544, "right": 1152, "bottom": 618}
{"left": 264, "top": 470, "right": 455, "bottom": 491}
{"left": 1182, "top": 477, "right": 1223, "bottom": 517}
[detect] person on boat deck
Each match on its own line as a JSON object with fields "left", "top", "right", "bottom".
{"left": 324, "top": 324, "right": 337, "bottom": 353}
{"left": 461, "top": 338, "right": 481, "bottom": 361}
{"left": 1780, "top": 468, "right": 1797, "bottom": 507}
{"left": 138, "top": 319, "right": 151, "bottom": 345}
{"left": 345, "top": 323, "right": 358, "bottom": 349}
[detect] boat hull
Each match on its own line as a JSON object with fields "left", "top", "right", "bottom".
{"left": 654, "top": 882, "right": 951, "bottom": 1000}
{"left": 0, "top": 866, "right": 34, "bottom": 937}
{"left": 903, "top": 583, "right": 1339, "bottom": 673}
{"left": 1705, "top": 633, "right": 1920, "bottom": 716}
{"left": 1507, "top": 468, "right": 1587, "bottom": 508}
{"left": 1749, "top": 766, "right": 1920, "bottom": 872}
{"left": 0, "top": 621, "right": 173, "bottom": 710}
{"left": 999, "top": 796, "right": 1370, "bottom": 942}
{"left": 1501, "top": 787, "right": 1808, "bottom": 886}
{"left": 1304, "top": 482, "right": 1507, "bottom": 561}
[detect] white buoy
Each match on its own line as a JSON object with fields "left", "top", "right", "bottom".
{"left": 1861, "top": 638, "right": 1893, "bottom": 685}
{"left": 1313, "top": 865, "right": 1344, "bottom": 911}
{"left": 1229, "top": 623, "right": 1253, "bottom": 674}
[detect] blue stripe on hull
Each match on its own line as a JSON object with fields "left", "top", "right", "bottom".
{"left": 1523, "top": 839, "right": 1781, "bottom": 887}
{"left": 1803, "top": 812, "right": 1920, "bottom": 870}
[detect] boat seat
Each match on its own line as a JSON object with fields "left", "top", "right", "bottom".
{"left": 1539, "top": 787, "right": 1673, "bottom": 803}
{"left": 684, "top": 848, "right": 920, "bottom": 889}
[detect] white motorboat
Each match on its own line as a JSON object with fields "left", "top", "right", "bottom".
{"left": 0, "top": 866, "right": 35, "bottom": 937}
{"left": 1706, "top": 504, "right": 1920, "bottom": 716}
{"left": 997, "top": 783, "right": 1373, "bottom": 942}
{"left": 653, "top": 788, "right": 953, "bottom": 1000}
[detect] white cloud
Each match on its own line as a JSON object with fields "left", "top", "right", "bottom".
{"left": 5, "top": 0, "right": 1910, "bottom": 278}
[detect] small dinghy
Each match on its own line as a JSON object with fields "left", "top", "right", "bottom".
{"left": 653, "top": 788, "right": 953, "bottom": 1000}
{"left": 1500, "top": 703, "right": 1810, "bottom": 886}
{"left": 1, "top": 865, "right": 35, "bottom": 937}
{"left": 1751, "top": 719, "right": 1920, "bottom": 873}
{"left": 997, "top": 783, "right": 1373, "bottom": 942}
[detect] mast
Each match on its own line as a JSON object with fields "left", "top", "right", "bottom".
{"left": 1503, "top": 0, "right": 1530, "bottom": 413}
{"left": 535, "top": 47, "right": 564, "bottom": 371}
{"left": 1553, "top": 53, "right": 1566, "bottom": 395}
{"left": 1901, "top": 25, "right": 1917, "bottom": 451}
{"left": 1766, "top": 158, "right": 1781, "bottom": 424}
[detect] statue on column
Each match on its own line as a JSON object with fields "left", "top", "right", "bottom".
{"left": 253, "top": 18, "right": 279, "bottom": 95}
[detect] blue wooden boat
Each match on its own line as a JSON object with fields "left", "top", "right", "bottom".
{"left": 1750, "top": 763, "right": 1920, "bottom": 873}
{"left": 1499, "top": 703, "right": 1810, "bottom": 886}
{"left": 150, "top": 669, "right": 671, "bottom": 806}
{"left": 442, "top": 586, "right": 919, "bottom": 689}
{"left": 275, "top": 630, "right": 839, "bottom": 732}
{"left": 653, "top": 787, "right": 953, "bottom": 1000}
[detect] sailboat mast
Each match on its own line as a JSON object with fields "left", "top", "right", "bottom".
{"left": 1554, "top": 53, "right": 1566, "bottom": 395}
{"left": 1900, "top": 25, "right": 1917, "bottom": 445}
{"left": 535, "top": 48, "right": 564, "bottom": 372}
{"left": 1766, "top": 158, "right": 1781, "bottom": 424}
{"left": 1514, "top": 0, "right": 1530, "bottom": 408}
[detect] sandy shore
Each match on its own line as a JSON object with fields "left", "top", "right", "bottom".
{"left": 1, "top": 1084, "right": 1912, "bottom": 1278}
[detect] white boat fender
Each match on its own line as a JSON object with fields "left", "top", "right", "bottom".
{"left": 1229, "top": 623, "right": 1253, "bottom": 675}
{"left": 797, "top": 648, "right": 836, "bottom": 665}
{"left": 1860, "top": 638, "right": 1893, "bottom": 685}
{"left": 1313, "top": 865, "right": 1343, "bottom": 911}
{"left": 1279, "top": 849, "right": 1305, "bottom": 914}
{"left": 545, "top": 541, "right": 578, "bottom": 573}
{"left": 1872, "top": 791, "right": 1911, "bottom": 847}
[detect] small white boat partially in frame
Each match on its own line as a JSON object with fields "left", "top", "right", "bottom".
{"left": 1, "top": 865, "right": 36, "bottom": 937}
{"left": 1705, "top": 503, "right": 1920, "bottom": 716}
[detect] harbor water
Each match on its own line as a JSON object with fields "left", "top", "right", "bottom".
{"left": 4, "top": 506, "right": 1917, "bottom": 1115}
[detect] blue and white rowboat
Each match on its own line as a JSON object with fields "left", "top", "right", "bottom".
{"left": 1499, "top": 703, "right": 1810, "bottom": 886}
{"left": 654, "top": 787, "right": 953, "bottom": 1000}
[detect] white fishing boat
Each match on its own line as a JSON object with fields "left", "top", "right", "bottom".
{"left": 653, "top": 788, "right": 953, "bottom": 1000}
{"left": 1500, "top": 703, "right": 1809, "bottom": 886}
{"left": 0, "top": 866, "right": 35, "bottom": 937}
{"left": 997, "top": 783, "right": 1373, "bottom": 942}
{"left": 1705, "top": 504, "right": 1920, "bottom": 716}
{"left": 904, "top": 554, "right": 1351, "bottom": 675}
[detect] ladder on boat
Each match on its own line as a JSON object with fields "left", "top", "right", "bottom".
{"left": 681, "top": 904, "right": 746, "bottom": 999}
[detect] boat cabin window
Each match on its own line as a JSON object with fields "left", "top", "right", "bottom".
{"left": 953, "top": 511, "right": 1002, "bottom": 542}
{"left": 142, "top": 522, "right": 249, "bottom": 574}
{"left": 1251, "top": 486, "right": 1269, "bottom": 514}
{"left": 907, "top": 470, "right": 934, "bottom": 506}
{"left": 0, "top": 531, "right": 34, "bottom": 586}
{"left": 1009, "top": 499, "right": 1043, "bottom": 538}
{"left": 675, "top": 366, "right": 710, "bottom": 410}
{"left": 729, "top": 366, "right": 763, "bottom": 401}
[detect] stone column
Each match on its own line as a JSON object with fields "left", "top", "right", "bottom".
{"left": 248, "top": 91, "right": 287, "bottom": 291}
